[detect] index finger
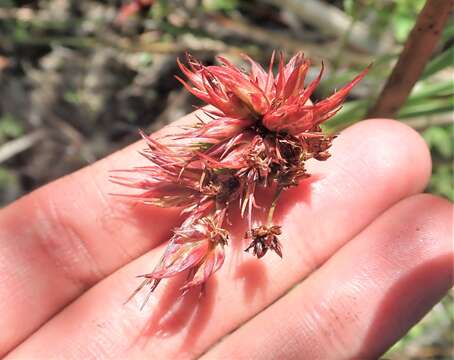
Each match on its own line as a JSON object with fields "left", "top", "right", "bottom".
{"left": 0, "top": 110, "right": 200, "bottom": 354}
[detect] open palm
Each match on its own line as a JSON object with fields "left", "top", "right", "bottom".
{"left": 1, "top": 111, "right": 452, "bottom": 359}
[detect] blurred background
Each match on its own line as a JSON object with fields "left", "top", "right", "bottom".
{"left": 0, "top": 0, "right": 452, "bottom": 357}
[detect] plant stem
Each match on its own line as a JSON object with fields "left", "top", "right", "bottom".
{"left": 367, "top": 0, "right": 453, "bottom": 119}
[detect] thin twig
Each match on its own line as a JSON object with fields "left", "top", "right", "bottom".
{"left": 263, "top": 0, "right": 381, "bottom": 53}
{"left": 367, "top": 0, "right": 453, "bottom": 119}
{"left": 0, "top": 130, "right": 47, "bottom": 164}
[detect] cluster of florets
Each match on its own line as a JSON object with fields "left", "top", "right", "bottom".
{"left": 112, "top": 52, "right": 368, "bottom": 303}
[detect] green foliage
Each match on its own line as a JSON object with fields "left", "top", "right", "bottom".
{"left": 342, "top": 0, "right": 425, "bottom": 42}
{"left": 428, "top": 164, "right": 454, "bottom": 201}
{"left": 202, "top": 0, "right": 238, "bottom": 12}
{"left": 322, "top": 99, "right": 369, "bottom": 134}
{"left": 0, "top": 114, "right": 23, "bottom": 142}
{"left": 0, "top": 167, "right": 15, "bottom": 188}
{"left": 342, "top": 0, "right": 355, "bottom": 17}
{"left": 441, "top": 20, "right": 454, "bottom": 43}
{"left": 423, "top": 124, "right": 453, "bottom": 160}
{"left": 137, "top": 52, "right": 153, "bottom": 67}
{"left": 325, "top": 0, "right": 454, "bottom": 212}
{"left": 408, "top": 81, "right": 453, "bottom": 102}
{"left": 422, "top": 47, "right": 454, "bottom": 80}
{"left": 423, "top": 124, "right": 454, "bottom": 201}
{"left": 63, "top": 90, "right": 81, "bottom": 105}
{"left": 398, "top": 98, "right": 453, "bottom": 119}
{"left": 323, "top": 81, "right": 452, "bottom": 134}
{"left": 0, "top": 166, "right": 19, "bottom": 203}
{"left": 391, "top": 0, "right": 425, "bottom": 42}
{"left": 150, "top": 0, "right": 171, "bottom": 21}
{"left": 325, "top": 44, "right": 453, "bottom": 132}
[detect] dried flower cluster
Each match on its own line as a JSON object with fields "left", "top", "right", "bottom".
{"left": 112, "top": 52, "right": 368, "bottom": 304}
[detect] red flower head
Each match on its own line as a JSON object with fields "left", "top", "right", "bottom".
{"left": 115, "top": 52, "right": 369, "bottom": 304}
{"left": 177, "top": 52, "right": 369, "bottom": 142}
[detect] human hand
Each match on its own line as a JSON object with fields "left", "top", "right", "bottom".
{"left": 1, "top": 111, "right": 452, "bottom": 359}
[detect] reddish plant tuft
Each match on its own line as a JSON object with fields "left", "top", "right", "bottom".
{"left": 116, "top": 0, "right": 155, "bottom": 24}
{"left": 113, "top": 52, "right": 369, "bottom": 306}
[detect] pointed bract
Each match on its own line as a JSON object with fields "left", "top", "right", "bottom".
{"left": 134, "top": 212, "right": 228, "bottom": 297}
{"left": 115, "top": 52, "right": 369, "bottom": 304}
